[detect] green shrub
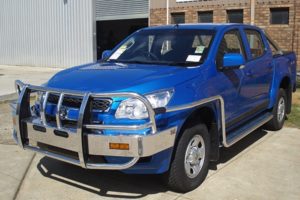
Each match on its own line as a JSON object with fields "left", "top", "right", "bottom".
{"left": 286, "top": 104, "right": 300, "bottom": 129}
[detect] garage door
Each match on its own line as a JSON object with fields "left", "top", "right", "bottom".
{"left": 96, "top": 0, "right": 149, "bottom": 21}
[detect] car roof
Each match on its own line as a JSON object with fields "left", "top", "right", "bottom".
{"left": 144, "top": 23, "right": 259, "bottom": 31}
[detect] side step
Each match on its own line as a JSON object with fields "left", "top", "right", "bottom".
{"left": 224, "top": 112, "right": 273, "bottom": 147}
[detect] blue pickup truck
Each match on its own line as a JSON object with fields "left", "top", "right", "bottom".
{"left": 12, "top": 24, "right": 297, "bottom": 192}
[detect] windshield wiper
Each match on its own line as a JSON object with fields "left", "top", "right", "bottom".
{"left": 108, "top": 59, "right": 203, "bottom": 67}
{"left": 108, "top": 60, "right": 155, "bottom": 65}
{"left": 166, "top": 61, "right": 202, "bottom": 67}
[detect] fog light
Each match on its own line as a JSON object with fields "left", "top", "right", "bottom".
{"left": 109, "top": 143, "right": 130, "bottom": 150}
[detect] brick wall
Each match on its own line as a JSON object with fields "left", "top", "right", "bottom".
{"left": 254, "top": 1, "right": 295, "bottom": 55}
{"left": 150, "top": 0, "right": 300, "bottom": 68}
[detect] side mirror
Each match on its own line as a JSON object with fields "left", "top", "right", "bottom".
{"left": 222, "top": 53, "right": 245, "bottom": 69}
{"left": 102, "top": 50, "right": 112, "bottom": 60}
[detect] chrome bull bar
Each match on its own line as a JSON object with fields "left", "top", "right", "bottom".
{"left": 14, "top": 80, "right": 176, "bottom": 170}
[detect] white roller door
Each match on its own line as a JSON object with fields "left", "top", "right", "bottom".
{"left": 96, "top": 0, "right": 149, "bottom": 21}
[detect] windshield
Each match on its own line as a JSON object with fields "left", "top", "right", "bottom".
{"left": 106, "top": 29, "right": 215, "bottom": 66}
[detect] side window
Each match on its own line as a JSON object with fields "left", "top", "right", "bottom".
{"left": 268, "top": 39, "right": 278, "bottom": 55}
{"left": 161, "top": 40, "right": 172, "bottom": 55}
{"left": 245, "top": 29, "right": 265, "bottom": 59}
{"left": 216, "top": 30, "right": 245, "bottom": 68}
{"left": 267, "top": 38, "right": 282, "bottom": 57}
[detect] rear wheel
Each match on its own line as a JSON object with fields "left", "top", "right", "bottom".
{"left": 164, "top": 123, "right": 210, "bottom": 192}
{"left": 265, "top": 88, "right": 287, "bottom": 131}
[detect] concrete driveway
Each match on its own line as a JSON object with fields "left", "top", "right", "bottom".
{"left": 3, "top": 127, "right": 299, "bottom": 200}
{"left": 0, "top": 65, "right": 61, "bottom": 100}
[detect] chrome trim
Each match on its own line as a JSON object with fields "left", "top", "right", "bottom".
{"left": 13, "top": 80, "right": 164, "bottom": 170}
{"left": 56, "top": 93, "right": 65, "bottom": 129}
{"left": 166, "top": 95, "right": 272, "bottom": 147}
{"left": 20, "top": 120, "right": 177, "bottom": 169}
{"left": 87, "top": 127, "right": 177, "bottom": 157}
{"left": 166, "top": 96, "right": 227, "bottom": 146}
{"left": 84, "top": 122, "right": 153, "bottom": 131}
{"left": 26, "top": 120, "right": 78, "bottom": 151}
{"left": 24, "top": 132, "right": 139, "bottom": 170}
{"left": 166, "top": 95, "right": 224, "bottom": 113}
{"left": 227, "top": 115, "right": 273, "bottom": 146}
{"left": 138, "top": 137, "right": 143, "bottom": 156}
{"left": 26, "top": 142, "right": 140, "bottom": 170}
{"left": 15, "top": 80, "right": 25, "bottom": 94}
{"left": 15, "top": 85, "right": 28, "bottom": 149}
{"left": 25, "top": 145, "right": 81, "bottom": 166}
{"left": 77, "top": 93, "right": 90, "bottom": 168}
{"left": 40, "top": 92, "right": 49, "bottom": 126}
{"left": 86, "top": 158, "right": 139, "bottom": 170}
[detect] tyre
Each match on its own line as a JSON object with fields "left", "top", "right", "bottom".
{"left": 163, "top": 123, "right": 210, "bottom": 193}
{"left": 265, "top": 88, "right": 287, "bottom": 131}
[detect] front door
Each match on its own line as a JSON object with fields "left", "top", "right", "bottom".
{"left": 215, "top": 29, "right": 248, "bottom": 124}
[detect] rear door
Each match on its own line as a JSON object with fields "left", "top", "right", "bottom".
{"left": 238, "top": 28, "right": 273, "bottom": 114}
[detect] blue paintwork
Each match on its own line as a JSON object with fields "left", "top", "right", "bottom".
{"left": 42, "top": 24, "right": 297, "bottom": 174}
{"left": 223, "top": 53, "right": 245, "bottom": 68}
{"left": 101, "top": 50, "right": 112, "bottom": 60}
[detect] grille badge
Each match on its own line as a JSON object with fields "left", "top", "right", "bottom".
{"left": 59, "top": 106, "right": 68, "bottom": 120}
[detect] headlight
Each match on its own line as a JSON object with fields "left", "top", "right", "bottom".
{"left": 115, "top": 90, "right": 174, "bottom": 119}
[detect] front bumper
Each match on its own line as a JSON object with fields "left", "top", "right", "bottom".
{"left": 12, "top": 81, "right": 177, "bottom": 170}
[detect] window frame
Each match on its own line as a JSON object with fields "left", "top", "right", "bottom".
{"left": 244, "top": 29, "right": 268, "bottom": 61}
{"left": 270, "top": 7, "right": 289, "bottom": 25}
{"left": 226, "top": 9, "right": 244, "bottom": 23}
{"left": 198, "top": 11, "right": 214, "bottom": 23}
{"left": 215, "top": 28, "right": 246, "bottom": 70}
{"left": 171, "top": 12, "right": 185, "bottom": 24}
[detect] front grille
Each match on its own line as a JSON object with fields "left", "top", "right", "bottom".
{"left": 91, "top": 98, "right": 112, "bottom": 111}
{"left": 44, "top": 93, "right": 112, "bottom": 129}
{"left": 47, "top": 94, "right": 111, "bottom": 112}
{"left": 48, "top": 94, "right": 59, "bottom": 104}
{"left": 63, "top": 96, "right": 82, "bottom": 108}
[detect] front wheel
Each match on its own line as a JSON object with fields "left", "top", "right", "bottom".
{"left": 265, "top": 88, "right": 287, "bottom": 131}
{"left": 163, "top": 123, "right": 210, "bottom": 192}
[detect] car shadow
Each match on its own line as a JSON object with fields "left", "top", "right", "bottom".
{"left": 36, "top": 128, "right": 269, "bottom": 198}
{"left": 37, "top": 157, "right": 169, "bottom": 199}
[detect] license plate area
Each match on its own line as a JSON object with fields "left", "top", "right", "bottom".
{"left": 26, "top": 120, "right": 79, "bottom": 152}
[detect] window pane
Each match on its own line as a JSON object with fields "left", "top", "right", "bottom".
{"left": 171, "top": 13, "right": 185, "bottom": 24}
{"left": 108, "top": 29, "right": 215, "bottom": 65}
{"left": 227, "top": 10, "right": 243, "bottom": 23}
{"left": 267, "top": 39, "right": 278, "bottom": 55}
{"left": 245, "top": 30, "right": 265, "bottom": 59}
{"left": 217, "top": 30, "right": 245, "bottom": 67}
{"left": 198, "top": 11, "right": 213, "bottom": 23}
{"left": 270, "top": 8, "right": 289, "bottom": 24}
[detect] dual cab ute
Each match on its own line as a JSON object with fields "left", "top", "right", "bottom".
{"left": 11, "top": 24, "right": 297, "bottom": 192}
